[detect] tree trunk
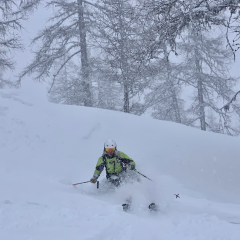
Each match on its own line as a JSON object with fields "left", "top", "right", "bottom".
{"left": 164, "top": 47, "right": 181, "bottom": 123}
{"left": 195, "top": 48, "right": 206, "bottom": 131}
{"left": 117, "top": 0, "right": 130, "bottom": 113}
{"left": 169, "top": 78, "right": 181, "bottom": 123}
{"left": 124, "top": 84, "right": 130, "bottom": 113}
{"left": 197, "top": 78, "right": 206, "bottom": 130}
{"left": 77, "top": 0, "right": 92, "bottom": 107}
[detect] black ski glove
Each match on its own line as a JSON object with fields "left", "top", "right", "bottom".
{"left": 125, "top": 163, "right": 135, "bottom": 170}
{"left": 90, "top": 174, "right": 99, "bottom": 184}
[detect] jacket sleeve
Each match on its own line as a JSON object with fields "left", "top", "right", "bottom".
{"left": 118, "top": 152, "right": 136, "bottom": 168}
{"left": 93, "top": 156, "right": 105, "bottom": 176}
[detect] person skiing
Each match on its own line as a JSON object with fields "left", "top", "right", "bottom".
{"left": 90, "top": 139, "right": 136, "bottom": 187}
{"left": 89, "top": 139, "right": 158, "bottom": 212}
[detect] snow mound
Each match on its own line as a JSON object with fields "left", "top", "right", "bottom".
{"left": 1, "top": 88, "right": 240, "bottom": 240}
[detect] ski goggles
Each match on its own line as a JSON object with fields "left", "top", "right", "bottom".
{"left": 105, "top": 148, "right": 115, "bottom": 152}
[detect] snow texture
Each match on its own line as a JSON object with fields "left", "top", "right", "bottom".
{"left": 0, "top": 88, "right": 240, "bottom": 240}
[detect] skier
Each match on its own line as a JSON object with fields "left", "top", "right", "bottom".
{"left": 89, "top": 139, "right": 157, "bottom": 212}
{"left": 90, "top": 139, "right": 136, "bottom": 187}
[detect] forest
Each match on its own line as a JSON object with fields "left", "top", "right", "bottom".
{"left": 1, "top": 0, "right": 240, "bottom": 135}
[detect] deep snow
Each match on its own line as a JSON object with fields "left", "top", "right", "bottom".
{"left": 1, "top": 88, "right": 240, "bottom": 240}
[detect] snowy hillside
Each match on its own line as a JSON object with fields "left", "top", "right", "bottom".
{"left": 1, "top": 88, "right": 240, "bottom": 240}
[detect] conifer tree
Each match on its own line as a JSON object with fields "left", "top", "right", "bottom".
{"left": 0, "top": 0, "right": 41, "bottom": 71}
{"left": 93, "top": 0, "right": 151, "bottom": 113}
{"left": 179, "top": 30, "right": 240, "bottom": 135}
{"left": 20, "top": 0, "right": 93, "bottom": 106}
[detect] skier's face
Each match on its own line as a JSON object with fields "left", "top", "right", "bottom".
{"left": 106, "top": 148, "right": 115, "bottom": 155}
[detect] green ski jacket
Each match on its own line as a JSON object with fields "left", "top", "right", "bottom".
{"left": 93, "top": 151, "right": 136, "bottom": 179}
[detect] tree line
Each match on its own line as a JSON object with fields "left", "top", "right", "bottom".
{"left": 1, "top": 0, "right": 240, "bottom": 135}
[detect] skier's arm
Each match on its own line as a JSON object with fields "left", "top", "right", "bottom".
{"left": 94, "top": 156, "right": 105, "bottom": 175}
{"left": 90, "top": 157, "right": 104, "bottom": 183}
{"left": 119, "top": 152, "right": 136, "bottom": 170}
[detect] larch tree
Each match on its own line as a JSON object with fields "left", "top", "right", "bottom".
{"left": 179, "top": 29, "right": 240, "bottom": 135}
{"left": 145, "top": 44, "right": 186, "bottom": 124}
{"left": 0, "top": 0, "right": 41, "bottom": 73}
{"left": 137, "top": 0, "right": 240, "bottom": 135}
{"left": 48, "top": 53, "right": 80, "bottom": 105}
{"left": 92, "top": 0, "right": 152, "bottom": 113}
{"left": 19, "top": 0, "right": 93, "bottom": 107}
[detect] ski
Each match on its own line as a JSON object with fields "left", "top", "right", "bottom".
{"left": 148, "top": 203, "right": 159, "bottom": 212}
{"left": 122, "top": 202, "right": 159, "bottom": 212}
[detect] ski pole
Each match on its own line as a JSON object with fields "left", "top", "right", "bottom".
{"left": 72, "top": 180, "right": 100, "bottom": 188}
{"left": 134, "top": 170, "right": 152, "bottom": 181}
{"left": 72, "top": 181, "right": 91, "bottom": 186}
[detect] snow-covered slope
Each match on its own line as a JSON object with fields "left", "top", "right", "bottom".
{"left": 1, "top": 88, "right": 240, "bottom": 240}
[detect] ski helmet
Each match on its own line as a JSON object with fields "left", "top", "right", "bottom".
{"left": 104, "top": 139, "right": 117, "bottom": 157}
{"left": 104, "top": 139, "right": 117, "bottom": 149}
